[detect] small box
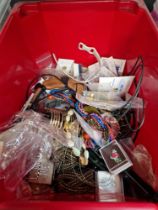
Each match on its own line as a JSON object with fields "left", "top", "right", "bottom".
{"left": 96, "top": 171, "right": 124, "bottom": 202}
{"left": 99, "top": 140, "right": 132, "bottom": 175}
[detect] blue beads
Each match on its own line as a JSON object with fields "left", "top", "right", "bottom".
{"left": 75, "top": 102, "right": 88, "bottom": 117}
{"left": 50, "top": 88, "right": 75, "bottom": 107}
{"left": 90, "top": 113, "right": 107, "bottom": 130}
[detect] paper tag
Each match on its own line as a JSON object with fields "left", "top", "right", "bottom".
{"left": 73, "top": 63, "right": 80, "bottom": 78}
{"left": 99, "top": 140, "right": 132, "bottom": 175}
{"left": 28, "top": 158, "right": 54, "bottom": 185}
{"left": 96, "top": 171, "right": 124, "bottom": 202}
{"left": 99, "top": 76, "right": 135, "bottom": 96}
{"left": 56, "top": 59, "right": 74, "bottom": 74}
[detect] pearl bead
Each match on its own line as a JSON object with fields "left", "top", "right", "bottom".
{"left": 66, "top": 115, "right": 70, "bottom": 122}
{"left": 84, "top": 150, "right": 89, "bottom": 159}
{"left": 68, "top": 109, "right": 74, "bottom": 116}
{"left": 72, "top": 147, "right": 81, "bottom": 157}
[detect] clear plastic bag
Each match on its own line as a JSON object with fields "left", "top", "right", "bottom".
{"left": 82, "top": 91, "right": 121, "bottom": 101}
{"left": 76, "top": 93, "right": 127, "bottom": 111}
{"left": 0, "top": 111, "right": 60, "bottom": 191}
{"left": 120, "top": 138, "right": 158, "bottom": 191}
{"left": 132, "top": 145, "right": 158, "bottom": 191}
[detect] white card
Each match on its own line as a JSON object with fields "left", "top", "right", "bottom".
{"left": 99, "top": 76, "right": 135, "bottom": 96}
{"left": 56, "top": 58, "right": 74, "bottom": 74}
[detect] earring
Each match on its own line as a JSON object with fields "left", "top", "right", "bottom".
{"left": 79, "top": 144, "right": 89, "bottom": 166}
{"left": 64, "top": 109, "right": 74, "bottom": 131}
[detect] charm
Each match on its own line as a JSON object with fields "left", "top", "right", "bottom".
{"left": 79, "top": 147, "right": 89, "bottom": 166}
{"left": 80, "top": 156, "right": 88, "bottom": 166}
{"left": 64, "top": 109, "right": 74, "bottom": 131}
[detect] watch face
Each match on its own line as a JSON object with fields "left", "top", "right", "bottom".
{"left": 99, "top": 140, "right": 132, "bottom": 174}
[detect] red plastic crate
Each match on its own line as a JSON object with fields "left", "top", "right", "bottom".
{"left": 0, "top": 0, "right": 158, "bottom": 209}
